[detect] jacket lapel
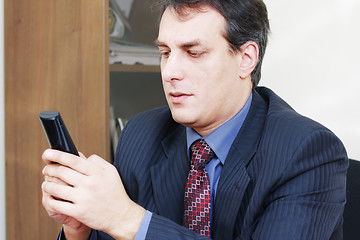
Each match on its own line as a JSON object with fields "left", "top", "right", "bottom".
{"left": 150, "top": 124, "right": 189, "bottom": 224}
{"left": 213, "top": 89, "right": 268, "bottom": 239}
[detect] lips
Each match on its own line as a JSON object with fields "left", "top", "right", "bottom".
{"left": 170, "top": 92, "right": 188, "bottom": 97}
{"left": 169, "top": 91, "right": 192, "bottom": 103}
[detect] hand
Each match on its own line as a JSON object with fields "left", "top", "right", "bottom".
{"left": 42, "top": 176, "right": 91, "bottom": 237}
{"left": 41, "top": 149, "right": 146, "bottom": 239}
{"left": 42, "top": 152, "right": 92, "bottom": 240}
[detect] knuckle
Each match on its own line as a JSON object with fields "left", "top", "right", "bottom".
{"left": 47, "top": 198, "right": 58, "bottom": 212}
{"left": 41, "top": 191, "right": 48, "bottom": 206}
{"left": 42, "top": 166, "right": 47, "bottom": 175}
{"left": 42, "top": 196, "right": 52, "bottom": 213}
{"left": 109, "top": 164, "right": 117, "bottom": 174}
{"left": 44, "top": 165, "right": 56, "bottom": 178}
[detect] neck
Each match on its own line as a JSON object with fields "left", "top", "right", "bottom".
{"left": 194, "top": 88, "right": 252, "bottom": 137}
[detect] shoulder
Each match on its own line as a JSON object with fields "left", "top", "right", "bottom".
{"left": 251, "top": 87, "right": 348, "bottom": 194}
{"left": 254, "top": 87, "right": 346, "bottom": 162}
{"left": 256, "top": 86, "right": 334, "bottom": 140}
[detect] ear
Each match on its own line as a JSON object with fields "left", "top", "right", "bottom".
{"left": 238, "top": 41, "right": 259, "bottom": 79}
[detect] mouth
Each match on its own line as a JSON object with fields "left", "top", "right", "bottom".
{"left": 169, "top": 91, "right": 192, "bottom": 103}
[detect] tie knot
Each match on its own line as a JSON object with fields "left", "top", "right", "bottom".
{"left": 190, "top": 139, "right": 214, "bottom": 170}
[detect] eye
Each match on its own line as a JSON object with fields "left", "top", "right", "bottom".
{"left": 187, "top": 50, "right": 204, "bottom": 58}
{"left": 159, "top": 50, "right": 171, "bottom": 58}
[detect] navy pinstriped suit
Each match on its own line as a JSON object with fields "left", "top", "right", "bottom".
{"left": 98, "top": 87, "right": 348, "bottom": 239}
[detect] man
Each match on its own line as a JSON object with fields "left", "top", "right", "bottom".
{"left": 41, "top": 0, "right": 348, "bottom": 239}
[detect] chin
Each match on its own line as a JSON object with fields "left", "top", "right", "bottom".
{"left": 170, "top": 110, "right": 196, "bottom": 127}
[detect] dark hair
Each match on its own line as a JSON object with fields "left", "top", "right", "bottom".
{"left": 156, "top": 0, "right": 270, "bottom": 87}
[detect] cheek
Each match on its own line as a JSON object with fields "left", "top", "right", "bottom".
{"left": 161, "top": 79, "right": 167, "bottom": 92}
{"left": 162, "top": 79, "right": 173, "bottom": 98}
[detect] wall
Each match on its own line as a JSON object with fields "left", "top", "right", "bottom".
{"left": 262, "top": 0, "right": 360, "bottom": 160}
{"left": 1, "top": 0, "right": 6, "bottom": 238}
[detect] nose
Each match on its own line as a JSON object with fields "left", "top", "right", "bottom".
{"left": 161, "top": 52, "right": 184, "bottom": 82}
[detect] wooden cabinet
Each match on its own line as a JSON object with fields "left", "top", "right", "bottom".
{"left": 5, "top": 0, "right": 109, "bottom": 239}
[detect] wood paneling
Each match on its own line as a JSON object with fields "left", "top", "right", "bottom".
{"left": 5, "top": 0, "right": 109, "bottom": 239}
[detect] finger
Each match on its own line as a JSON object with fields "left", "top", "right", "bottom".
{"left": 44, "top": 192, "right": 76, "bottom": 219}
{"left": 42, "top": 149, "right": 90, "bottom": 175}
{"left": 45, "top": 175, "right": 68, "bottom": 186}
{"left": 42, "top": 180, "right": 75, "bottom": 203}
{"left": 42, "top": 187, "right": 63, "bottom": 214}
{"left": 42, "top": 149, "right": 61, "bottom": 164}
{"left": 43, "top": 164, "right": 84, "bottom": 187}
{"left": 42, "top": 186, "right": 54, "bottom": 211}
{"left": 42, "top": 184, "right": 82, "bottom": 221}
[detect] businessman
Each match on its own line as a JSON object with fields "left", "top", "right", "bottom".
{"left": 41, "top": 0, "right": 348, "bottom": 239}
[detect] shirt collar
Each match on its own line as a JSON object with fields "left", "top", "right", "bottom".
{"left": 186, "top": 93, "right": 253, "bottom": 165}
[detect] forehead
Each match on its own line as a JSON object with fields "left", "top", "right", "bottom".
{"left": 157, "top": 6, "right": 227, "bottom": 45}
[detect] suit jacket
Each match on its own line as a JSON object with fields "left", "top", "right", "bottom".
{"left": 97, "top": 87, "right": 348, "bottom": 240}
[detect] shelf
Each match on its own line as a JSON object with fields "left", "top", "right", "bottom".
{"left": 110, "top": 64, "right": 160, "bottom": 73}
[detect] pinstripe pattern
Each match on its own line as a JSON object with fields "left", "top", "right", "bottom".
{"left": 96, "top": 87, "right": 348, "bottom": 240}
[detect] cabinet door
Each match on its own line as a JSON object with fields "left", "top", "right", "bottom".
{"left": 5, "top": 0, "right": 109, "bottom": 239}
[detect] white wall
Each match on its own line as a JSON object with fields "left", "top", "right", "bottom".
{"left": 262, "top": 0, "right": 360, "bottom": 160}
{"left": 1, "top": 0, "right": 5, "bottom": 238}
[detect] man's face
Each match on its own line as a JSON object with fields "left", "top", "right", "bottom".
{"left": 157, "top": 6, "right": 252, "bottom": 136}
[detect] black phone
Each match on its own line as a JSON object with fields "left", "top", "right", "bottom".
{"left": 39, "top": 111, "right": 79, "bottom": 156}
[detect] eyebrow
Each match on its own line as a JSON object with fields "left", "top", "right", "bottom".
{"left": 155, "top": 39, "right": 167, "bottom": 47}
{"left": 155, "top": 39, "right": 202, "bottom": 49}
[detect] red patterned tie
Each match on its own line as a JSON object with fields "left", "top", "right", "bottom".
{"left": 184, "top": 139, "right": 214, "bottom": 237}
